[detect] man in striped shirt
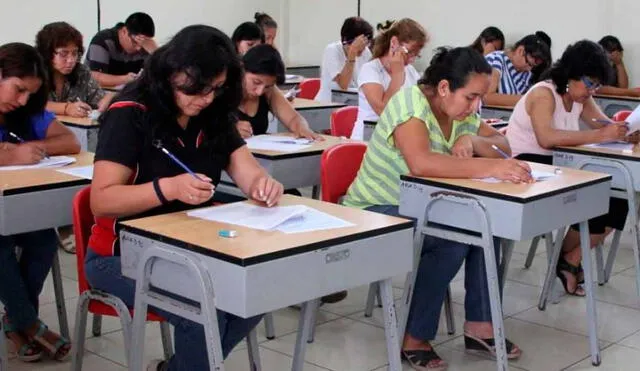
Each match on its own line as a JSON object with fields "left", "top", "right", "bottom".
{"left": 484, "top": 34, "right": 550, "bottom": 107}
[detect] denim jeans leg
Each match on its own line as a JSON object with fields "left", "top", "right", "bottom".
{"left": 16, "top": 229, "right": 59, "bottom": 315}
{"left": 464, "top": 237, "right": 501, "bottom": 323}
{"left": 0, "top": 234, "right": 39, "bottom": 330}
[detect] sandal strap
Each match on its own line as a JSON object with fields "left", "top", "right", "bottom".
{"left": 465, "top": 335, "right": 517, "bottom": 354}
{"left": 557, "top": 256, "right": 581, "bottom": 276}
{"left": 17, "top": 343, "right": 39, "bottom": 357}
{"left": 33, "top": 320, "right": 48, "bottom": 338}
{"left": 402, "top": 349, "right": 442, "bottom": 366}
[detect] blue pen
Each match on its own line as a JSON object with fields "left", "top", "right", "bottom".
{"left": 153, "top": 140, "right": 205, "bottom": 181}
{"left": 491, "top": 144, "right": 511, "bottom": 159}
{"left": 9, "top": 131, "right": 50, "bottom": 159}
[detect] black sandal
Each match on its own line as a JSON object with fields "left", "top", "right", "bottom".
{"left": 556, "top": 256, "right": 585, "bottom": 297}
{"left": 464, "top": 334, "right": 521, "bottom": 359}
{"left": 401, "top": 349, "right": 447, "bottom": 371}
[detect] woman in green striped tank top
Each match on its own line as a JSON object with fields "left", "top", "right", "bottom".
{"left": 343, "top": 47, "right": 532, "bottom": 370}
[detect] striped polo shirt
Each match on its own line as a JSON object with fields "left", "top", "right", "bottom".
{"left": 485, "top": 51, "right": 532, "bottom": 95}
{"left": 343, "top": 85, "right": 481, "bottom": 209}
{"left": 85, "top": 25, "right": 148, "bottom": 76}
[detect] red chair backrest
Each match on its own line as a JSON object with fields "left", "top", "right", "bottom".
{"left": 330, "top": 106, "right": 358, "bottom": 137}
{"left": 613, "top": 110, "right": 632, "bottom": 122}
{"left": 72, "top": 186, "right": 93, "bottom": 294}
{"left": 298, "top": 78, "right": 321, "bottom": 100}
{"left": 321, "top": 143, "right": 368, "bottom": 204}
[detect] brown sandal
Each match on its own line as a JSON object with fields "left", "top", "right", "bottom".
{"left": 401, "top": 349, "right": 448, "bottom": 371}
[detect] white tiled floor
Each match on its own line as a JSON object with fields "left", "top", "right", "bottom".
{"left": 4, "top": 235, "right": 640, "bottom": 370}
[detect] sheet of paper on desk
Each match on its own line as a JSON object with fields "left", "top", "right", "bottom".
{"left": 475, "top": 170, "right": 558, "bottom": 183}
{"left": 625, "top": 105, "right": 640, "bottom": 134}
{"left": 584, "top": 142, "right": 634, "bottom": 151}
{"left": 245, "top": 135, "right": 312, "bottom": 152}
{"left": 276, "top": 207, "right": 354, "bottom": 234}
{"left": 56, "top": 165, "right": 94, "bottom": 179}
{"left": 188, "top": 203, "right": 309, "bottom": 230}
{"left": 0, "top": 156, "right": 76, "bottom": 171}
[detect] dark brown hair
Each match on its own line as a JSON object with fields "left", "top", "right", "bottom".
{"left": 371, "top": 18, "right": 428, "bottom": 59}
{"left": 35, "top": 22, "right": 84, "bottom": 88}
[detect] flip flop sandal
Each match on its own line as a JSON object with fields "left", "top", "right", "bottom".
{"left": 464, "top": 333, "right": 521, "bottom": 360}
{"left": 2, "top": 316, "right": 42, "bottom": 362}
{"left": 401, "top": 349, "right": 448, "bottom": 371}
{"left": 29, "top": 320, "right": 71, "bottom": 361}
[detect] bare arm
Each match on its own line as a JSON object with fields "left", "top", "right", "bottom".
{"left": 90, "top": 71, "right": 132, "bottom": 87}
{"left": 596, "top": 85, "right": 640, "bottom": 97}
{"left": 335, "top": 61, "right": 356, "bottom": 90}
{"left": 527, "top": 87, "right": 622, "bottom": 147}
{"left": 483, "top": 69, "right": 522, "bottom": 107}
{"left": 580, "top": 97, "right": 610, "bottom": 129}
{"left": 361, "top": 74, "right": 404, "bottom": 116}
{"left": 37, "top": 120, "right": 81, "bottom": 155}
{"left": 45, "top": 102, "right": 68, "bottom": 116}
{"left": 616, "top": 61, "right": 629, "bottom": 89}
{"left": 268, "top": 90, "right": 321, "bottom": 139}
{"left": 471, "top": 123, "right": 512, "bottom": 157}
{"left": 226, "top": 146, "right": 284, "bottom": 206}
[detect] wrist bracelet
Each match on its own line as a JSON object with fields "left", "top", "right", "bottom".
{"left": 153, "top": 178, "right": 169, "bottom": 205}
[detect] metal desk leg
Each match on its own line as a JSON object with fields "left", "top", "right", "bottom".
{"left": 538, "top": 227, "right": 566, "bottom": 310}
{"left": 247, "top": 328, "right": 262, "bottom": 371}
{"left": 379, "top": 278, "right": 402, "bottom": 371}
{"left": 130, "top": 245, "right": 226, "bottom": 371}
{"left": 264, "top": 313, "right": 276, "bottom": 340}
{"left": 544, "top": 232, "right": 554, "bottom": 265}
{"left": 311, "top": 186, "right": 320, "bottom": 200}
{"left": 524, "top": 236, "right": 540, "bottom": 269}
{"left": 595, "top": 243, "right": 606, "bottom": 285}
{"left": 364, "top": 282, "right": 378, "bottom": 317}
{"left": 51, "top": 251, "right": 69, "bottom": 339}
{"left": 499, "top": 240, "right": 514, "bottom": 294}
{"left": 292, "top": 299, "right": 320, "bottom": 371}
{"left": 579, "top": 221, "right": 601, "bottom": 366}
{"left": 622, "top": 190, "right": 640, "bottom": 296}
{"left": 603, "top": 229, "right": 622, "bottom": 284}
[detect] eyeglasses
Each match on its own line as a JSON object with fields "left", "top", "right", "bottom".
{"left": 54, "top": 49, "right": 81, "bottom": 60}
{"left": 176, "top": 83, "right": 226, "bottom": 97}
{"left": 524, "top": 54, "right": 539, "bottom": 69}
{"left": 581, "top": 76, "right": 602, "bottom": 91}
{"left": 401, "top": 44, "right": 422, "bottom": 59}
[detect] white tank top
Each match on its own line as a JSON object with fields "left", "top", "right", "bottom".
{"left": 506, "top": 81, "right": 583, "bottom": 157}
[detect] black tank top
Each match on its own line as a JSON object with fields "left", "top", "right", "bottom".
{"left": 236, "top": 95, "right": 270, "bottom": 135}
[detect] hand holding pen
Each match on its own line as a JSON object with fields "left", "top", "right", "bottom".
{"left": 490, "top": 144, "right": 533, "bottom": 183}
{"left": 9, "top": 131, "right": 49, "bottom": 161}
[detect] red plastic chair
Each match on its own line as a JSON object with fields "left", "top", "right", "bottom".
{"left": 298, "top": 78, "right": 321, "bottom": 100}
{"left": 330, "top": 106, "right": 358, "bottom": 138}
{"left": 613, "top": 110, "right": 632, "bottom": 122}
{"left": 71, "top": 187, "right": 172, "bottom": 370}
{"left": 320, "top": 143, "right": 368, "bottom": 204}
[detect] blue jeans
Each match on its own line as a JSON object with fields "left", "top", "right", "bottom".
{"left": 365, "top": 205, "right": 500, "bottom": 341}
{"left": 0, "top": 229, "right": 58, "bottom": 330}
{"left": 85, "top": 249, "right": 263, "bottom": 371}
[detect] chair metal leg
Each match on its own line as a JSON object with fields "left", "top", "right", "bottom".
{"left": 292, "top": 299, "right": 319, "bottom": 371}
{"left": 579, "top": 221, "right": 601, "bottom": 366}
{"left": 379, "top": 278, "right": 402, "bottom": 371}
{"left": 71, "top": 292, "right": 91, "bottom": 371}
{"left": 51, "top": 251, "right": 70, "bottom": 339}
{"left": 263, "top": 312, "right": 276, "bottom": 340}
{"left": 159, "top": 322, "right": 173, "bottom": 360}
{"left": 524, "top": 236, "right": 540, "bottom": 269}
{"left": 246, "top": 328, "right": 262, "bottom": 371}
{"left": 443, "top": 287, "right": 455, "bottom": 335}
{"left": 92, "top": 314, "right": 102, "bottom": 337}
{"left": 595, "top": 243, "right": 606, "bottom": 286}
{"left": 364, "top": 282, "right": 378, "bottom": 317}
{"left": 375, "top": 286, "right": 383, "bottom": 308}
{"left": 306, "top": 302, "right": 320, "bottom": 344}
{"left": 603, "top": 229, "right": 623, "bottom": 284}
{"left": 538, "top": 227, "right": 567, "bottom": 310}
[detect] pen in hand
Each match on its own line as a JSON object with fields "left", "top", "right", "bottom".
{"left": 491, "top": 144, "right": 511, "bottom": 159}
{"left": 153, "top": 140, "right": 204, "bottom": 181}
{"left": 9, "top": 131, "right": 49, "bottom": 159}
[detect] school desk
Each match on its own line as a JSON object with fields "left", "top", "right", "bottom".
{"left": 276, "top": 98, "right": 347, "bottom": 133}
{"left": 58, "top": 115, "right": 99, "bottom": 152}
{"left": 331, "top": 88, "right": 358, "bottom": 106}
{"left": 120, "top": 195, "right": 414, "bottom": 371}
{"left": 593, "top": 94, "right": 640, "bottom": 117}
{"left": 286, "top": 65, "right": 320, "bottom": 79}
{"left": 398, "top": 162, "right": 611, "bottom": 369}
{"left": 480, "top": 104, "right": 514, "bottom": 121}
{"left": 0, "top": 152, "right": 94, "bottom": 341}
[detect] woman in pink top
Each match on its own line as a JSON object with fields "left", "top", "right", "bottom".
{"left": 506, "top": 40, "right": 637, "bottom": 296}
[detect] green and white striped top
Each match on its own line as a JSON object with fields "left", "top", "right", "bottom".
{"left": 343, "top": 85, "right": 481, "bottom": 209}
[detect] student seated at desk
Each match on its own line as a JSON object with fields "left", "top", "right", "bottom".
{"left": 36, "top": 22, "right": 113, "bottom": 118}
{"left": 0, "top": 43, "right": 80, "bottom": 363}
{"left": 505, "top": 40, "right": 635, "bottom": 296}
{"left": 344, "top": 47, "right": 528, "bottom": 370}
{"left": 351, "top": 18, "right": 427, "bottom": 140}
{"left": 530, "top": 31, "right": 552, "bottom": 85}
{"left": 470, "top": 26, "right": 504, "bottom": 56}
{"left": 596, "top": 35, "right": 640, "bottom": 97}
{"left": 85, "top": 12, "right": 158, "bottom": 88}
{"left": 315, "top": 17, "right": 374, "bottom": 102}
{"left": 484, "top": 34, "right": 550, "bottom": 107}
{"left": 85, "top": 26, "right": 284, "bottom": 371}
{"left": 255, "top": 12, "right": 278, "bottom": 47}
{"left": 232, "top": 22, "right": 264, "bottom": 56}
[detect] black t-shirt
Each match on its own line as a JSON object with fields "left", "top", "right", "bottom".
{"left": 236, "top": 95, "right": 270, "bottom": 135}
{"left": 85, "top": 25, "right": 148, "bottom": 76}
{"left": 95, "top": 98, "right": 245, "bottom": 220}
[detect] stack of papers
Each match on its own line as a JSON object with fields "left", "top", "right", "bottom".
{"left": 475, "top": 170, "right": 558, "bottom": 183}
{"left": 0, "top": 156, "right": 76, "bottom": 171}
{"left": 56, "top": 165, "right": 94, "bottom": 179}
{"left": 625, "top": 105, "right": 640, "bottom": 134}
{"left": 187, "top": 203, "right": 354, "bottom": 234}
{"left": 245, "top": 135, "right": 313, "bottom": 152}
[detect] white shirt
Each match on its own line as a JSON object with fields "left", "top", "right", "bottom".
{"left": 351, "top": 58, "right": 421, "bottom": 140}
{"left": 315, "top": 41, "right": 372, "bottom": 103}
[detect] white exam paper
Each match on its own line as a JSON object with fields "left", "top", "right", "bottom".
{"left": 584, "top": 142, "right": 634, "bottom": 152}
{"left": 276, "top": 207, "right": 354, "bottom": 234}
{"left": 245, "top": 135, "right": 313, "bottom": 152}
{"left": 56, "top": 165, "right": 94, "bottom": 179}
{"left": 475, "top": 170, "right": 558, "bottom": 183}
{"left": 0, "top": 156, "right": 76, "bottom": 171}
